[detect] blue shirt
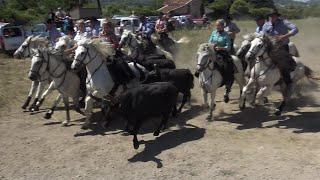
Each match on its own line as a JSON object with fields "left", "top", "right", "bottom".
{"left": 86, "top": 24, "right": 101, "bottom": 37}
{"left": 262, "top": 19, "right": 299, "bottom": 44}
{"left": 208, "top": 30, "right": 231, "bottom": 51}
{"left": 256, "top": 26, "right": 263, "bottom": 33}
{"left": 136, "top": 21, "right": 154, "bottom": 37}
{"left": 48, "top": 27, "right": 61, "bottom": 46}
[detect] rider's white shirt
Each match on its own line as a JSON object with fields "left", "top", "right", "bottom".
{"left": 74, "top": 31, "right": 90, "bottom": 43}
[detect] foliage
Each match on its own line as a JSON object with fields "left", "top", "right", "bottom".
{"left": 230, "top": 0, "right": 249, "bottom": 15}
{"left": 249, "top": 7, "right": 272, "bottom": 17}
{"left": 208, "top": 0, "right": 233, "bottom": 16}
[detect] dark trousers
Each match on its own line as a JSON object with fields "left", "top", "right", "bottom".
{"left": 279, "top": 44, "right": 293, "bottom": 85}
{"left": 230, "top": 39, "right": 235, "bottom": 55}
{"left": 217, "top": 51, "right": 234, "bottom": 90}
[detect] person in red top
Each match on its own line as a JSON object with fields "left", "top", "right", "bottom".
{"left": 99, "top": 19, "right": 119, "bottom": 49}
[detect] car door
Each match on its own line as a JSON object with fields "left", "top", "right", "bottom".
{"left": 2, "top": 27, "right": 25, "bottom": 51}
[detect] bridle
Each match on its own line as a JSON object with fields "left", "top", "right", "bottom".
{"left": 74, "top": 45, "right": 103, "bottom": 84}
{"left": 32, "top": 50, "right": 67, "bottom": 89}
{"left": 247, "top": 37, "right": 267, "bottom": 59}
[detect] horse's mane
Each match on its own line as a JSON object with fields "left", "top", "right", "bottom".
{"left": 77, "top": 38, "right": 115, "bottom": 58}
{"left": 122, "top": 29, "right": 132, "bottom": 38}
{"left": 197, "top": 43, "right": 215, "bottom": 55}
{"left": 58, "top": 35, "right": 75, "bottom": 46}
{"left": 30, "top": 35, "right": 49, "bottom": 45}
{"left": 242, "top": 33, "right": 257, "bottom": 41}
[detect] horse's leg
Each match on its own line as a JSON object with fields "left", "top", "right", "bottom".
{"left": 61, "top": 96, "right": 70, "bottom": 127}
{"left": 44, "top": 94, "right": 62, "bottom": 119}
{"left": 72, "top": 95, "right": 85, "bottom": 116}
{"left": 29, "top": 81, "right": 44, "bottom": 111}
{"left": 81, "top": 96, "right": 95, "bottom": 130}
{"left": 239, "top": 78, "right": 255, "bottom": 110}
{"left": 33, "top": 81, "right": 55, "bottom": 111}
{"left": 207, "top": 85, "right": 218, "bottom": 121}
{"left": 256, "top": 86, "right": 272, "bottom": 105}
{"left": 22, "top": 81, "right": 38, "bottom": 109}
{"left": 201, "top": 88, "right": 209, "bottom": 108}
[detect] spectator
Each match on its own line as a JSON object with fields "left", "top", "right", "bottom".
{"left": 55, "top": 7, "right": 65, "bottom": 20}
{"left": 48, "top": 9, "right": 55, "bottom": 22}
{"left": 74, "top": 19, "right": 90, "bottom": 42}
{"left": 223, "top": 15, "right": 240, "bottom": 54}
{"left": 129, "top": 11, "right": 138, "bottom": 18}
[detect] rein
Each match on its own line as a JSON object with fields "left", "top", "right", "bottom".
{"left": 197, "top": 52, "right": 217, "bottom": 84}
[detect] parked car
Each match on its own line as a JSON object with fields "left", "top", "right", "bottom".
{"left": 0, "top": 23, "right": 26, "bottom": 52}
{"left": 147, "top": 16, "right": 158, "bottom": 26}
{"left": 113, "top": 17, "right": 140, "bottom": 39}
{"left": 25, "top": 23, "right": 49, "bottom": 37}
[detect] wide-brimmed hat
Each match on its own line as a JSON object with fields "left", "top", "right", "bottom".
{"left": 88, "top": 16, "right": 98, "bottom": 21}
{"left": 224, "top": 14, "right": 233, "bottom": 20}
{"left": 255, "top": 15, "right": 265, "bottom": 21}
{"left": 267, "top": 9, "right": 281, "bottom": 17}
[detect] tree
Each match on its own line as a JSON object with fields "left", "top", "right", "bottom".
{"left": 230, "top": 0, "right": 249, "bottom": 15}
{"left": 208, "top": 0, "right": 233, "bottom": 16}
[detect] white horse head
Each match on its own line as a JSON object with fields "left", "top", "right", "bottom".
{"left": 245, "top": 34, "right": 275, "bottom": 61}
{"left": 236, "top": 34, "right": 255, "bottom": 58}
{"left": 196, "top": 43, "right": 218, "bottom": 72}
{"left": 55, "top": 35, "right": 75, "bottom": 52}
{"left": 29, "top": 50, "right": 48, "bottom": 81}
{"left": 14, "top": 35, "right": 50, "bottom": 58}
{"left": 119, "top": 30, "right": 140, "bottom": 48}
{"left": 72, "top": 39, "right": 114, "bottom": 71}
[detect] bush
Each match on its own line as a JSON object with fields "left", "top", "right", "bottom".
{"left": 249, "top": 7, "right": 272, "bottom": 17}
{"left": 230, "top": 0, "right": 249, "bottom": 16}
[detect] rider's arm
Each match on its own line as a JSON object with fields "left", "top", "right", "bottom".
{"left": 283, "top": 19, "right": 299, "bottom": 37}
{"left": 144, "top": 24, "right": 153, "bottom": 36}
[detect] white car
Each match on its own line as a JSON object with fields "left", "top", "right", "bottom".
{"left": 0, "top": 23, "right": 26, "bottom": 52}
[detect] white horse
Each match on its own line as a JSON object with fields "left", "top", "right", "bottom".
{"left": 119, "top": 30, "right": 175, "bottom": 61}
{"left": 29, "top": 48, "right": 84, "bottom": 126}
{"left": 13, "top": 36, "right": 55, "bottom": 111}
{"left": 239, "top": 33, "right": 311, "bottom": 115}
{"left": 71, "top": 39, "right": 148, "bottom": 129}
{"left": 196, "top": 43, "right": 245, "bottom": 120}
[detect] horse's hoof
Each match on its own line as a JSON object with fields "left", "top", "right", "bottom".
{"left": 61, "top": 121, "right": 68, "bottom": 127}
{"left": 44, "top": 113, "right": 52, "bottom": 119}
{"left": 263, "top": 97, "right": 269, "bottom": 104}
{"left": 224, "top": 95, "right": 230, "bottom": 103}
{"left": 274, "top": 109, "right": 281, "bottom": 116}
{"left": 206, "top": 114, "right": 212, "bottom": 121}
{"left": 153, "top": 131, "right": 160, "bottom": 136}
{"left": 28, "top": 107, "right": 34, "bottom": 112}
{"left": 133, "top": 142, "right": 140, "bottom": 149}
{"left": 33, "top": 106, "right": 39, "bottom": 112}
{"left": 21, "top": 105, "right": 27, "bottom": 110}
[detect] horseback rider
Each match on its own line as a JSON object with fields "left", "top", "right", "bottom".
{"left": 223, "top": 15, "right": 240, "bottom": 54}
{"left": 99, "top": 19, "right": 119, "bottom": 49}
{"left": 255, "top": 15, "right": 265, "bottom": 33}
{"left": 262, "top": 9, "right": 298, "bottom": 86}
{"left": 155, "top": 14, "right": 175, "bottom": 53}
{"left": 202, "top": 19, "right": 234, "bottom": 97}
{"left": 135, "top": 15, "right": 155, "bottom": 51}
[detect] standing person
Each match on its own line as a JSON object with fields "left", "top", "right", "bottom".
{"left": 262, "top": 9, "right": 299, "bottom": 87}
{"left": 207, "top": 19, "right": 234, "bottom": 100}
{"left": 223, "top": 15, "right": 240, "bottom": 54}
{"left": 129, "top": 11, "right": 138, "bottom": 18}
{"left": 255, "top": 15, "right": 266, "bottom": 33}
{"left": 86, "top": 16, "right": 100, "bottom": 37}
{"left": 55, "top": 7, "right": 65, "bottom": 20}
{"left": 99, "top": 19, "right": 119, "bottom": 49}
{"left": 155, "top": 14, "right": 167, "bottom": 34}
{"left": 46, "top": 19, "right": 61, "bottom": 46}
{"left": 202, "top": 13, "right": 209, "bottom": 27}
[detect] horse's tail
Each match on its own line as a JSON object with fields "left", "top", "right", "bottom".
{"left": 304, "top": 65, "right": 320, "bottom": 80}
{"left": 176, "top": 36, "right": 190, "bottom": 44}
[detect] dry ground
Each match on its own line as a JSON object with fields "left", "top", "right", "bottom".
{"left": 0, "top": 18, "right": 320, "bottom": 180}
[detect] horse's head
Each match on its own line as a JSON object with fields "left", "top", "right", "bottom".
{"left": 196, "top": 43, "right": 217, "bottom": 72}
{"left": 29, "top": 50, "right": 47, "bottom": 81}
{"left": 73, "top": 43, "right": 90, "bottom": 71}
{"left": 73, "top": 39, "right": 114, "bottom": 71}
{"left": 245, "top": 34, "right": 268, "bottom": 61}
{"left": 236, "top": 39, "right": 251, "bottom": 59}
{"left": 119, "top": 30, "right": 133, "bottom": 48}
{"left": 55, "top": 35, "right": 75, "bottom": 53}
{"left": 14, "top": 36, "right": 49, "bottom": 58}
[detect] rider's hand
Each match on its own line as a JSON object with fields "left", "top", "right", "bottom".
{"left": 215, "top": 47, "right": 224, "bottom": 51}
{"left": 276, "top": 34, "right": 288, "bottom": 42}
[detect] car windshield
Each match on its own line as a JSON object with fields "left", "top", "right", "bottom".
{"left": 3, "top": 27, "right": 22, "bottom": 38}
